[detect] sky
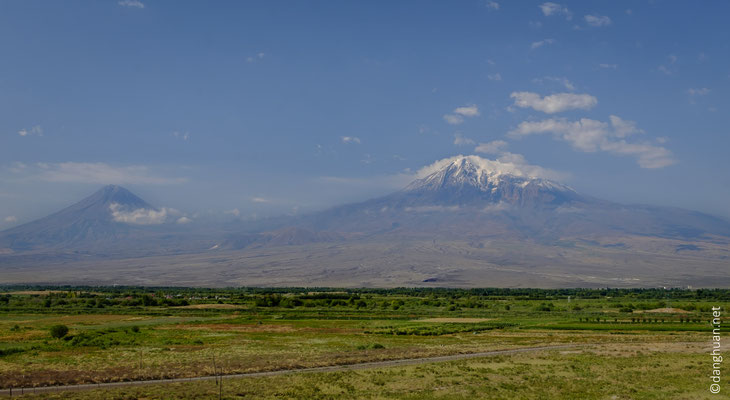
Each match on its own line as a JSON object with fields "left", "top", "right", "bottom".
{"left": 1, "top": 0, "right": 730, "bottom": 227}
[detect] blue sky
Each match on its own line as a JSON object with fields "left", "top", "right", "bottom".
{"left": 1, "top": 0, "right": 729, "bottom": 226}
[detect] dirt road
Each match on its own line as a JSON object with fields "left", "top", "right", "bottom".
{"left": 0, "top": 344, "right": 579, "bottom": 397}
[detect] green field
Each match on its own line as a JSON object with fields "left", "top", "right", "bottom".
{"left": 0, "top": 287, "right": 726, "bottom": 398}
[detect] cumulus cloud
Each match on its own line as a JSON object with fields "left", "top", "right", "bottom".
{"left": 18, "top": 125, "right": 42, "bottom": 137}
{"left": 474, "top": 140, "right": 508, "bottom": 154}
{"left": 508, "top": 116, "right": 675, "bottom": 168}
{"left": 176, "top": 216, "right": 192, "bottom": 224}
{"left": 453, "top": 133, "right": 475, "bottom": 146}
{"left": 22, "top": 162, "right": 187, "bottom": 185}
{"left": 584, "top": 14, "right": 612, "bottom": 27}
{"left": 109, "top": 203, "right": 174, "bottom": 225}
{"left": 539, "top": 2, "right": 572, "bottom": 19}
{"left": 453, "top": 105, "right": 480, "bottom": 117}
{"left": 341, "top": 136, "right": 361, "bottom": 144}
{"left": 118, "top": 0, "right": 144, "bottom": 8}
{"left": 510, "top": 92, "right": 597, "bottom": 114}
{"left": 250, "top": 197, "right": 270, "bottom": 203}
{"left": 599, "top": 63, "right": 618, "bottom": 69}
{"left": 415, "top": 154, "right": 565, "bottom": 181}
{"left": 487, "top": 73, "right": 502, "bottom": 81}
{"left": 485, "top": 1, "right": 499, "bottom": 10}
{"left": 443, "top": 114, "right": 464, "bottom": 125}
{"left": 444, "top": 104, "right": 479, "bottom": 125}
{"left": 530, "top": 38, "right": 555, "bottom": 49}
{"left": 4, "top": 216, "right": 17, "bottom": 223}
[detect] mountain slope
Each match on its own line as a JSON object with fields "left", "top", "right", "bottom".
{"left": 2, "top": 156, "right": 730, "bottom": 288}
{"left": 294, "top": 156, "right": 730, "bottom": 242}
{"left": 0, "top": 185, "right": 213, "bottom": 254}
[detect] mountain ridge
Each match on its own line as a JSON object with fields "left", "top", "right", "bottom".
{"left": 1, "top": 156, "right": 730, "bottom": 288}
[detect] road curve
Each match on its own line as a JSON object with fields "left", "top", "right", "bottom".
{"left": 0, "top": 344, "right": 579, "bottom": 397}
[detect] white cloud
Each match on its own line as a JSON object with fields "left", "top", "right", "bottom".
{"left": 453, "top": 133, "right": 475, "bottom": 146}
{"left": 530, "top": 38, "right": 555, "bottom": 49}
{"left": 508, "top": 116, "right": 675, "bottom": 168}
{"left": 485, "top": 1, "right": 499, "bottom": 10}
{"left": 176, "top": 216, "right": 192, "bottom": 224}
{"left": 609, "top": 115, "right": 643, "bottom": 138}
{"left": 539, "top": 2, "right": 572, "bottom": 19}
{"left": 415, "top": 154, "right": 564, "bottom": 181}
{"left": 4, "top": 216, "right": 17, "bottom": 223}
{"left": 109, "top": 203, "right": 172, "bottom": 225}
{"left": 453, "top": 104, "right": 480, "bottom": 117}
{"left": 17, "top": 125, "right": 42, "bottom": 137}
{"left": 510, "top": 92, "right": 597, "bottom": 114}
{"left": 584, "top": 14, "right": 612, "bottom": 27}
{"left": 474, "top": 140, "right": 508, "bottom": 154}
{"left": 444, "top": 104, "right": 479, "bottom": 125}
{"left": 16, "top": 162, "right": 186, "bottom": 185}
{"left": 487, "top": 73, "right": 502, "bottom": 81}
{"left": 341, "top": 136, "right": 361, "bottom": 144}
{"left": 688, "top": 87, "right": 710, "bottom": 96}
{"left": 443, "top": 114, "right": 464, "bottom": 125}
{"left": 599, "top": 63, "right": 618, "bottom": 69}
{"left": 250, "top": 197, "right": 270, "bottom": 203}
{"left": 118, "top": 0, "right": 144, "bottom": 8}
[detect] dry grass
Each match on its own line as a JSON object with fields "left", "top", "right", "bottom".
{"left": 417, "top": 318, "right": 492, "bottom": 323}
{"left": 15, "top": 341, "right": 714, "bottom": 399}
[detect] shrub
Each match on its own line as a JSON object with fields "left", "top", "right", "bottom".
{"left": 50, "top": 324, "right": 69, "bottom": 339}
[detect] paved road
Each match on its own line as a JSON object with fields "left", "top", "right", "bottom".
{"left": 0, "top": 344, "right": 579, "bottom": 397}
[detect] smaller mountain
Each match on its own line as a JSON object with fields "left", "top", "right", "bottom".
{"left": 0, "top": 185, "right": 162, "bottom": 252}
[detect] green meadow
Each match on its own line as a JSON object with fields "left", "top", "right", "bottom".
{"left": 0, "top": 287, "right": 726, "bottom": 398}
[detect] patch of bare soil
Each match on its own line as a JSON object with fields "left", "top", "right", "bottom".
{"left": 635, "top": 308, "right": 690, "bottom": 314}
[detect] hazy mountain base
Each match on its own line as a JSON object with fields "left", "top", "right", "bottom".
{"left": 2, "top": 233, "right": 728, "bottom": 287}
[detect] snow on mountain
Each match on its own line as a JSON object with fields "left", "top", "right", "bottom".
{"left": 400, "top": 155, "right": 581, "bottom": 207}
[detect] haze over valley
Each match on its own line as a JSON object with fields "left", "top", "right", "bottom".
{"left": 2, "top": 155, "right": 728, "bottom": 288}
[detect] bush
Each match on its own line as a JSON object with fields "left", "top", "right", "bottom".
{"left": 50, "top": 324, "right": 69, "bottom": 339}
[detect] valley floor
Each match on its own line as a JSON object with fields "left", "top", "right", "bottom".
{"left": 0, "top": 287, "right": 725, "bottom": 398}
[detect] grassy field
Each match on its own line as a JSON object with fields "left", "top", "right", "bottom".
{"left": 0, "top": 287, "right": 726, "bottom": 398}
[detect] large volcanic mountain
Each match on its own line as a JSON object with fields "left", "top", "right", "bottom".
{"left": 281, "top": 155, "right": 730, "bottom": 241}
{"left": 1, "top": 155, "right": 729, "bottom": 287}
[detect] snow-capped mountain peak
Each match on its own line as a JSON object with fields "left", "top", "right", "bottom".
{"left": 402, "top": 155, "right": 578, "bottom": 206}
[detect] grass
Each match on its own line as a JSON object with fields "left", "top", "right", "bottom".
{"left": 14, "top": 343, "right": 713, "bottom": 399}
{"left": 0, "top": 286, "right": 726, "bottom": 398}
